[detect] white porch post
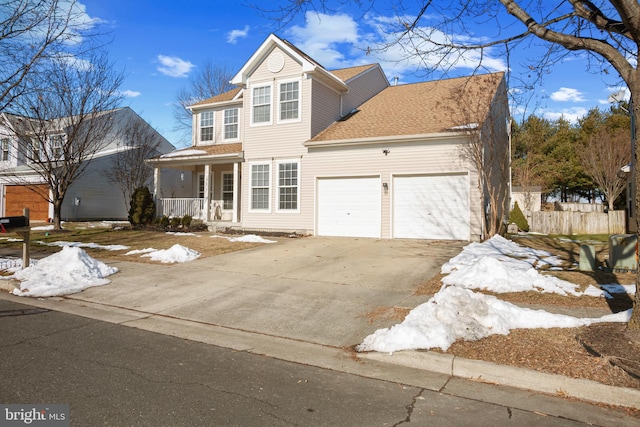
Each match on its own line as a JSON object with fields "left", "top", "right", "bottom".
{"left": 204, "top": 164, "right": 211, "bottom": 221}
{"left": 153, "top": 167, "right": 161, "bottom": 217}
{"left": 233, "top": 162, "right": 239, "bottom": 223}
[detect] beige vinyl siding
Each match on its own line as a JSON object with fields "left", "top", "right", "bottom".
{"left": 310, "top": 79, "right": 342, "bottom": 138}
{"left": 240, "top": 157, "right": 313, "bottom": 233}
{"left": 340, "top": 67, "right": 388, "bottom": 115}
{"left": 240, "top": 47, "right": 314, "bottom": 232}
{"left": 248, "top": 46, "right": 303, "bottom": 81}
{"left": 304, "top": 137, "right": 482, "bottom": 239}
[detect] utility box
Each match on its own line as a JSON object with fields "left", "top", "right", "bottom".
{"left": 579, "top": 244, "right": 596, "bottom": 271}
{"left": 608, "top": 234, "right": 638, "bottom": 272}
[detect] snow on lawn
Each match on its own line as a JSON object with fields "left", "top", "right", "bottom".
{"left": 358, "top": 235, "right": 635, "bottom": 354}
{"left": 140, "top": 244, "right": 200, "bottom": 263}
{"left": 10, "top": 246, "right": 118, "bottom": 297}
{"left": 212, "top": 234, "right": 276, "bottom": 243}
{"left": 37, "top": 240, "right": 130, "bottom": 251}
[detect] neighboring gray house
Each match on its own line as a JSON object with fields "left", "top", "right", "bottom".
{"left": 148, "top": 34, "right": 511, "bottom": 241}
{"left": 0, "top": 107, "right": 183, "bottom": 221}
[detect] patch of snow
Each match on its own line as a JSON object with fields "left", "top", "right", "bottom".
{"left": 11, "top": 246, "right": 118, "bottom": 297}
{"left": 141, "top": 244, "right": 200, "bottom": 263}
{"left": 212, "top": 234, "right": 276, "bottom": 243}
{"left": 359, "top": 235, "right": 634, "bottom": 354}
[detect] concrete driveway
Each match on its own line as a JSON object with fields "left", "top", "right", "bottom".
{"left": 35, "top": 237, "right": 466, "bottom": 348}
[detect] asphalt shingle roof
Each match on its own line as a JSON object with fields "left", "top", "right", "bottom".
{"left": 309, "top": 72, "right": 505, "bottom": 142}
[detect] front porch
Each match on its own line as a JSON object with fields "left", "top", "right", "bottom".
{"left": 157, "top": 197, "right": 238, "bottom": 223}
{"left": 146, "top": 143, "right": 244, "bottom": 225}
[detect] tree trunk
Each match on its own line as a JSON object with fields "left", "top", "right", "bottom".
{"left": 628, "top": 80, "right": 640, "bottom": 335}
{"left": 52, "top": 200, "right": 63, "bottom": 231}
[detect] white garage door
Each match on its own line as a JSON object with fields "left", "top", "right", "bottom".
{"left": 393, "top": 174, "right": 469, "bottom": 240}
{"left": 317, "top": 177, "right": 381, "bottom": 238}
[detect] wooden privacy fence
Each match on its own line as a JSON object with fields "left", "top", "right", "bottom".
{"left": 529, "top": 210, "right": 626, "bottom": 235}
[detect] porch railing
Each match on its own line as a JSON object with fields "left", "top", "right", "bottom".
{"left": 158, "top": 198, "right": 206, "bottom": 219}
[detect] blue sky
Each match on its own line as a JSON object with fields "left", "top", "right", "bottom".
{"left": 78, "top": 0, "right": 628, "bottom": 148}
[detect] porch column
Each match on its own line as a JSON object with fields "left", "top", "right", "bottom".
{"left": 204, "top": 164, "right": 211, "bottom": 221}
{"left": 233, "top": 162, "right": 239, "bottom": 223}
{"left": 153, "top": 167, "right": 161, "bottom": 217}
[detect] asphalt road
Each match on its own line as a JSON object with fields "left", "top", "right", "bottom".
{"left": 0, "top": 299, "right": 635, "bottom": 426}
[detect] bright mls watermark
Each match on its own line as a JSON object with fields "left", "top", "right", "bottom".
{"left": 0, "top": 405, "right": 69, "bottom": 426}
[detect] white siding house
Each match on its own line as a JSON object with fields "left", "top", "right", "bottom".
{"left": 148, "top": 34, "right": 511, "bottom": 241}
{"left": 0, "top": 107, "right": 181, "bottom": 221}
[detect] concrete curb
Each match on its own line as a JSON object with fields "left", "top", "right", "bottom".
{"left": 359, "top": 350, "right": 640, "bottom": 410}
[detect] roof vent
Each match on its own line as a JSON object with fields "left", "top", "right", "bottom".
{"left": 339, "top": 108, "right": 359, "bottom": 121}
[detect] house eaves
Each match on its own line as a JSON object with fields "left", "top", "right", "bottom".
{"left": 147, "top": 143, "right": 244, "bottom": 167}
{"left": 304, "top": 131, "right": 470, "bottom": 149}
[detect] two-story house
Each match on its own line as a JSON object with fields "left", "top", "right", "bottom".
{"left": 148, "top": 34, "right": 511, "bottom": 241}
{"left": 0, "top": 107, "right": 182, "bottom": 222}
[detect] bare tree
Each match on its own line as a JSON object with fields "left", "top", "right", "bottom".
{"left": 261, "top": 1, "right": 640, "bottom": 336}
{"left": 0, "top": 0, "right": 96, "bottom": 110}
{"left": 444, "top": 74, "right": 511, "bottom": 238}
{"left": 103, "top": 114, "right": 165, "bottom": 211}
{"left": 579, "top": 128, "right": 630, "bottom": 210}
{"left": 172, "top": 62, "right": 234, "bottom": 144}
{"left": 2, "top": 49, "right": 124, "bottom": 230}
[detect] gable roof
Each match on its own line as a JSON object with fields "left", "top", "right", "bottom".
{"left": 330, "top": 64, "right": 379, "bottom": 82}
{"left": 308, "top": 72, "right": 505, "bottom": 144}
{"left": 230, "top": 34, "right": 348, "bottom": 91}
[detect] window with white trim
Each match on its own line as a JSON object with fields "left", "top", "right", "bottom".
{"left": 222, "top": 173, "right": 233, "bottom": 210}
{"left": 30, "top": 139, "right": 42, "bottom": 162}
{"left": 224, "top": 108, "right": 238, "bottom": 140}
{"left": 0, "top": 138, "right": 10, "bottom": 161}
{"left": 279, "top": 81, "right": 299, "bottom": 121}
{"left": 49, "top": 134, "right": 65, "bottom": 159}
{"left": 200, "top": 111, "right": 214, "bottom": 142}
{"left": 250, "top": 163, "right": 270, "bottom": 210}
{"left": 278, "top": 161, "right": 299, "bottom": 211}
{"left": 252, "top": 85, "right": 271, "bottom": 124}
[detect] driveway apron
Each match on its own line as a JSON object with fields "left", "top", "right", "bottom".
{"left": 66, "top": 237, "right": 465, "bottom": 348}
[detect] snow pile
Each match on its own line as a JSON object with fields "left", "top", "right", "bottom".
{"left": 11, "top": 246, "right": 118, "bottom": 297}
{"left": 140, "top": 244, "right": 200, "bottom": 263}
{"left": 358, "top": 235, "right": 634, "bottom": 354}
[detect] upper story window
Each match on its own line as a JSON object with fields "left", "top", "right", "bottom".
{"left": 30, "top": 139, "right": 43, "bottom": 163}
{"left": 0, "top": 138, "right": 10, "bottom": 161}
{"left": 252, "top": 85, "right": 271, "bottom": 124}
{"left": 49, "top": 134, "right": 65, "bottom": 159}
{"left": 224, "top": 108, "right": 239, "bottom": 140}
{"left": 200, "top": 111, "right": 214, "bottom": 142}
{"left": 279, "top": 81, "right": 299, "bottom": 121}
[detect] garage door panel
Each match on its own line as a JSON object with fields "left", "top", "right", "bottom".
{"left": 394, "top": 175, "right": 469, "bottom": 240}
{"left": 5, "top": 185, "right": 49, "bottom": 221}
{"left": 317, "top": 177, "right": 381, "bottom": 238}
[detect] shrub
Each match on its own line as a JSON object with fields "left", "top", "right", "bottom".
{"left": 157, "top": 215, "right": 170, "bottom": 228}
{"left": 509, "top": 201, "right": 529, "bottom": 232}
{"left": 182, "top": 215, "right": 192, "bottom": 228}
{"left": 129, "top": 187, "right": 156, "bottom": 226}
{"left": 170, "top": 216, "right": 181, "bottom": 228}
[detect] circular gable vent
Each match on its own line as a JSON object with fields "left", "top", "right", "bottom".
{"left": 268, "top": 52, "right": 285, "bottom": 73}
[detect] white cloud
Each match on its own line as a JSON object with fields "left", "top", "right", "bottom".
{"left": 542, "top": 107, "right": 588, "bottom": 123}
{"left": 287, "top": 12, "right": 360, "bottom": 68}
{"left": 227, "top": 25, "right": 250, "bottom": 44}
{"left": 121, "top": 89, "right": 141, "bottom": 98}
{"left": 156, "top": 55, "right": 194, "bottom": 78}
{"left": 550, "top": 87, "right": 585, "bottom": 102}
